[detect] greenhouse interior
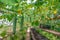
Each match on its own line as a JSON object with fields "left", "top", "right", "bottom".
{"left": 0, "top": 0, "right": 60, "bottom": 40}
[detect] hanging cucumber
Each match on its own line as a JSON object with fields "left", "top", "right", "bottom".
{"left": 13, "top": 13, "right": 17, "bottom": 35}
{"left": 20, "top": 13, "right": 24, "bottom": 31}
{"left": 30, "top": 16, "right": 31, "bottom": 23}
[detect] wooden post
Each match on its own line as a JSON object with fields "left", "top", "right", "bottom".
{"left": 0, "top": 37, "right": 3, "bottom": 40}
{"left": 26, "top": 27, "right": 31, "bottom": 40}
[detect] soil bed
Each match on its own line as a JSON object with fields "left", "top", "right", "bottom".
{"left": 30, "top": 28, "right": 49, "bottom": 40}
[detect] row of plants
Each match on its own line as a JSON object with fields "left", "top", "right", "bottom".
{"left": 0, "top": 23, "right": 28, "bottom": 40}
{"left": 35, "top": 28, "right": 60, "bottom": 40}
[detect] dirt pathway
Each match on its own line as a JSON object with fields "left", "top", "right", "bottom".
{"left": 31, "top": 28, "right": 49, "bottom": 40}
